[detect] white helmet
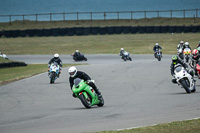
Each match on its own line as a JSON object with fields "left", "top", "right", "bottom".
{"left": 76, "top": 50, "right": 79, "bottom": 52}
{"left": 121, "top": 48, "right": 124, "bottom": 50}
{"left": 185, "top": 42, "right": 189, "bottom": 46}
{"left": 68, "top": 66, "right": 77, "bottom": 77}
{"left": 155, "top": 43, "right": 159, "bottom": 46}
{"left": 180, "top": 41, "right": 184, "bottom": 44}
{"left": 54, "top": 53, "right": 59, "bottom": 59}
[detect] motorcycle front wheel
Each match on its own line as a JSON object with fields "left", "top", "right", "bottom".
{"left": 79, "top": 93, "right": 92, "bottom": 109}
{"left": 50, "top": 72, "right": 56, "bottom": 84}
{"left": 180, "top": 80, "right": 191, "bottom": 93}
{"left": 97, "top": 96, "right": 104, "bottom": 107}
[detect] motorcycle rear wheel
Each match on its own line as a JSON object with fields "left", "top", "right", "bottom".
{"left": 79, "top": 93, "right": 92, "bottom": 109}
{"left": 97, "top": 96, "right": 104, "bottom": 107}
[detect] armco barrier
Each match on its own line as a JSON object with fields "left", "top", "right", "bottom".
{"left": 83, "top": 27, "right": 90, "bottom": 35}
{"left": 75, "top": 27, "right": 84, "bottom": 36}
{"left": 1, "top": 25, "right": 200, "bottom": 38}
{"left": 115, "top": 26, "right": 123, "bottom": 34}
{"left": 43, "top": 29, "right": 52, "bottom": 36}
{"left": 0, "top": 62, "right": 27, "bottom": 68}
{"left": 168, "top": 26, "right": 176, "bottom": 33}
{"left": 122, "top": 26, "right": 131, "bottom": 34}
{"left": 20, "top": 30, "right": 27, "bottom": 37}
{"left": 146, "top": 26, "right": 154, "bottom": 33}
{"left": 11, "top": 30, "right": 20, "bottom": 37}
{"left": 99, "top": 27, "right": 106, "bottom": 35}
{"left": 59, "top": 28, "right": 67, "bottom": 36}
{"left": 26, "top": 29, "right": 35, "bottom": 37}
{"left": 175, "top": 26, "right": 184, "bottom": 33}
{"left": 52, "top": 28, "right": 60, "bottom": 36}
{"left": 67, "top": 28, "right": 75, "bottom": 36}
{"left": 90, "top": 27, "right": 99, "bottom": 35}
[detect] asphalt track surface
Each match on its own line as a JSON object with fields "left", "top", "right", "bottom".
{"left": 1, "top": 54, "right": 200, "bottom": 133}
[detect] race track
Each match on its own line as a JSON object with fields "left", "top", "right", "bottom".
{"left": 0, "top": 54, "right": 200, "bottom": 133}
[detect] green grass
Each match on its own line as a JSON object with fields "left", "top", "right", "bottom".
{"left": 0, "top": 64, "right": 84, "bottom": 85}
{"left": 0, "top": 33, "right": 200, "bottom": 55}
{"left": 0, "top": 18, "right": 200, "bottom": 30}
{"left": 94, "top": 119, "right": 200, "bottom": 133}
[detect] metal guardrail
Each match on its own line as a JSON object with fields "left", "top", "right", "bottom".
{"left": 0, "top": 9, "right": 199, "bottom": 25}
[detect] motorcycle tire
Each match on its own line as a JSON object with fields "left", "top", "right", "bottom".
{"left": 124, "top": 57, "right": 127, "bottom": 61}
{"left": 158, "top": 56, "right": 161, "bottom": 61}
{"left": 84, "top": 57, "right": 87, "bottom": 61}
{"left": 186, "top": 57, "right": 189, "bottom": 63}
{"left": 79, "top": 93, "right": 92, "bottom": 109}
{"left": 129, "top": 57, "right": 132, "bottom": 61}
{"left": 180, "top": 80, "right": 191, "bottom": 93}
{"left": 97, "top": 96, "right": 104, "bottom": 107}
{"left": 50, "top": 72, "right": 56, "bottom": 84}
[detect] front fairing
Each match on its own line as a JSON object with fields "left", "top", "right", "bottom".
{"left": 183, "top": 48, "right": 191, "bottom": 55}
{"left": 49, "top": 63, "right": 60, "bottom": 74}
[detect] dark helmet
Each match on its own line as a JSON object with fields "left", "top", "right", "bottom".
{"left": 172, "top": 55, "right": 178, "bottom": 64}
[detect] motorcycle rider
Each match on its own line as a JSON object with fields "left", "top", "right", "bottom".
{"left": 183, "top": 42, "right": 191, "bottom": 50}
{"left": 119, "top": 48, "right": 125, "bottom": 59}
{"left": 73, "top": 50, "right": 81, "bottom": 60}
{"left": 170, "top": 55, "right": 194, "bottom": 83}
{"left": 177, "top": 41, "right": 184, "bottom": 51}
{"left": 153, "top": 43, "right": 162, "bottom": 58}
{"left": 48, "top": 53, "right": 62, "bottom": 77}
{"left": 196, "top": 41, "right": 200, "bottom": 48}
{"left": 68, "top": 66, "right": 102, "bottom": 99}
{"left": 189, "top": 49, "right": 200, "bottom": 76}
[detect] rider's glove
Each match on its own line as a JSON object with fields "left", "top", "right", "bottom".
{"left": 86, "top": 80, "right": 91, "bottom": 84}
{"left": 48, "top": 64, "right": 50, "bottom": 68}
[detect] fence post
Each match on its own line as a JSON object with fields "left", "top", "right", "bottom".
{"left": 36, "top": 14, "right": 38, "bottom": 23}
{"left": 50, "top": 13, "right": 52, "bottom": 22}
{"left": 77, "top": 12, "right": 79, "bottom": 21}
{"left": 131, "top": 11, "right": 133, "bottom": 20}
{"left": 196, "top": 9, "right": 198, "bottom": 18}
{"left": 157, "top": 11, "right": 159, "bottom": 17}
{"left": 117, "top": 12, "right": 119, "bottom": 20}
{"left": 90, "top": 12, "right": 92, "bottom": 21}
{"left": 9, "top": 15, "right": 11, "bottom": 25}
{"left": 144, "top": 11, "right": 146, "bottom": 18}
{"left": 63, "top": 13, "right": 65, "bottom": 21}
{"left": 104, "top": 12, "right": 106, "bottom": 20}
{"left": 23, "top": 15, "right": 25, "bottom": 24}
{"left": 183, "top": 10, "right": 185, "bottom": 18}
{"left": 170, "top": 10, "right": 172, "bottom": 18}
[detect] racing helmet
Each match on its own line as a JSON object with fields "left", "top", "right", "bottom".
{"left": 54, "top": 53, "right": 59, "bottom": 59}
{"left": 192, "top": 49, "right": 198, "bottom": 59}
{"left": 121, "top": 48, "right": 124, "bottom": 51}
{"left": 180, "top": 41, "right": 184, "bottom": 44}
{"left": 155, "top": 43, "right": 159, "bottom": 46}
{"left": 197, "top": 47, "right": 200, "bottom": 52}
{"left": 172, "top": 55, "right": 178, "bottom": 64}
{"left": 185, "top": 42, "right": 189, "bottom": 46}
{"left": 68, "top": 66, "right": 77, "bottom": 77}
{"left": 76, "top": 50, "right": 79, "bottom": 52}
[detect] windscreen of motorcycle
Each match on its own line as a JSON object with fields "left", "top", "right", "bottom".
{"left": 74, "top": 78, "right": 82, "bottom": 87}
{"left": 175, "top": 67, "right": 182, "bottom": 73}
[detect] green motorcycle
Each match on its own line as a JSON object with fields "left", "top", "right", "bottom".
{"left": 72, "top": 78, "right": 104, "bottom": 109}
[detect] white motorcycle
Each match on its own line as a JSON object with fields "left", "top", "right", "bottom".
{"left": 174, "top": 65, "right": 196, "bottom": 93}
{"left": 48, "top": 62, "right": 60, "bottom": 84}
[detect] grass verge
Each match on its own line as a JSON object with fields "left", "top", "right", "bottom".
{"left": 0, "top": 18, "right": 200, "bottom": 30}
{"left": 0, "top": 33, "right": 200, "bottom": 55}
{"left": 94, "top": 119, "right": 200, "bottom": 133}
{"left": 0, "top": 63, "right": 85, "bottom": 86}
